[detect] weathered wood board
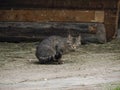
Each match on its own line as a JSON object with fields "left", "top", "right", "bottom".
{"left": 0, "top": 22, "right": 98, "bottom": 42}
{"left": 0, "top": 10, "right": 104, "bottom": 22}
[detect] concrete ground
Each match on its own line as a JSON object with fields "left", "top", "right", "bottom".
{"left": 0, "top": 38, "right": 120, "bottom": 90}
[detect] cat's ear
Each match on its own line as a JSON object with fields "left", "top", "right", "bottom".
{"left": 67, "top": 34, "right": 73, "bottom": 44}
{"left": 67, "top": 34, "right": 73, "bottom": 41}
{"left": 75, "top": 35, "right": 81, "bottom": 45}
{"left": 77, "top": 35, "right": 81, "bottom": 41}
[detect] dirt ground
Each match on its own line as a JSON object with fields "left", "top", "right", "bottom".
{"left": 0, "top": 38, "right": 120, "bottom": 90}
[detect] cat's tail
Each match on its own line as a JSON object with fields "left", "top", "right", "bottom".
{"left": 55, "top": 51, "right": 62, "bottom": 59}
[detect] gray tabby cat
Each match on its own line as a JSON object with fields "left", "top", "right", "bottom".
{"left": 35, "top": 34, "right": 81, "bottom": 64}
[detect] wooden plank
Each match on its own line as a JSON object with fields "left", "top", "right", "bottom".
{"left": 0, "top": 0, "right": 118, "bottom": 10}
{"left": 0, "top": 10, "right": 104, "bottom": 22}
{"left": 94, "top": 11, "right": 104, "bottom": 22}
{"left": 0, "top": 22, "right": 98, "bottom": 42}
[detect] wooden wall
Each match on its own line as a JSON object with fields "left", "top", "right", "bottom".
{"left": 0, "top": 0, "right": 119, "bottom": 42}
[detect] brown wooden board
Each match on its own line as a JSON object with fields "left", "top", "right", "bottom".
{"left": 0, "top": 10, "right": 104, "bottom": 23}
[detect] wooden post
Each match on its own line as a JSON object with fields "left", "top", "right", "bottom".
{"left": 104, "top": 10, "right": 118, "bottom": 41}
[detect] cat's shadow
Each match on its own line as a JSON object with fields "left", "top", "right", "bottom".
{"left": 30, "top": 61, "right": 63, "bottom": 65}
{"left": 32, "top": 61, "right": 41, "bottom": 65}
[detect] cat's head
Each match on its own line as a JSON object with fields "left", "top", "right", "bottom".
{"left": 66, "top": 34, "right": 81, "bottom": 51}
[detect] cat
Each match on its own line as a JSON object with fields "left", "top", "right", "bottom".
{"left": 35, "top": 34, "right": 81, "bottom": 64}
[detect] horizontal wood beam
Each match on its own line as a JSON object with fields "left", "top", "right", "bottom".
{"left": 0, "top": 10, "right": 104, "bottom": 22}
{"left": 0, "top": 0, "right": 118, "bottom": 10}
{"left": 0, "top": 22, "right": 99, "bottom": 42}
